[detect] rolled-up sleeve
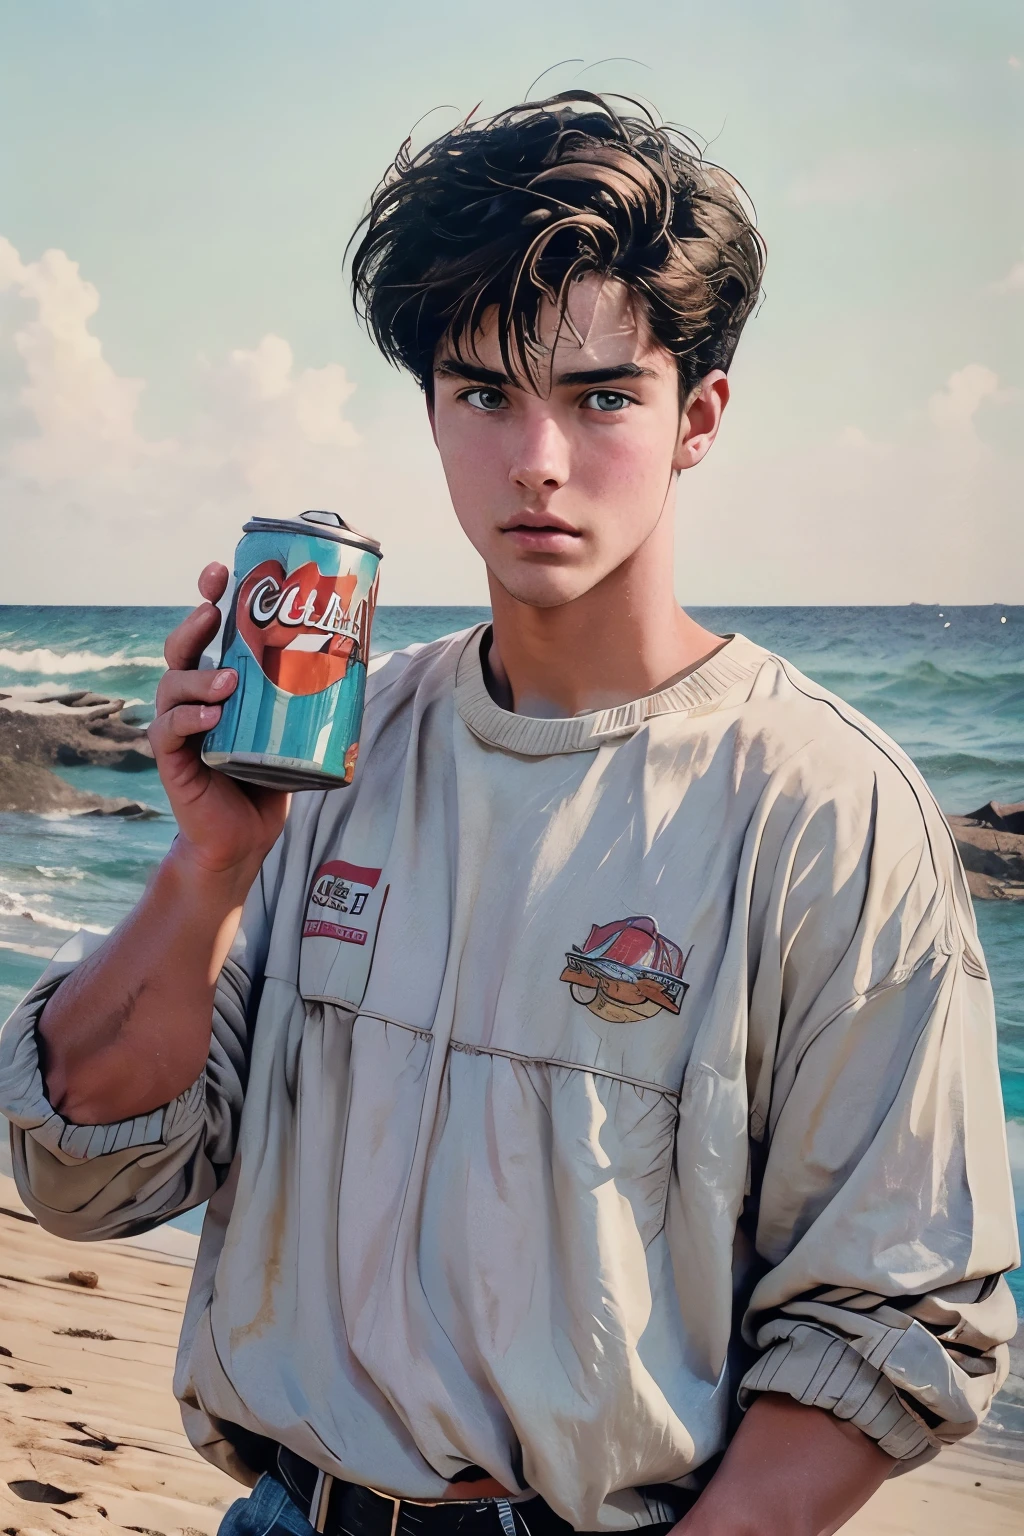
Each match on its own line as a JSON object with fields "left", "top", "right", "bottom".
{"left": 740, "top": 778, "right": 1020, "bottom": 1465}
{"left": 0, "top": 844, "right": 280, "bottom": 1242}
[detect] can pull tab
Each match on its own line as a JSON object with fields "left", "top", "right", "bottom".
{"left": 300, "top": 510, "right": 349, "bottom": 530}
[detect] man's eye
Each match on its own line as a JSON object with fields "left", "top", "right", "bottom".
{"left": 462, "top": 388, "right": 507, "bottom": 411}
{"left": 583, "top": 391, "right": 632, "bottom": 412}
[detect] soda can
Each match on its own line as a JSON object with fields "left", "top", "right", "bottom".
{"left": 201, "top": 510, "right": 382, "bottom": 791}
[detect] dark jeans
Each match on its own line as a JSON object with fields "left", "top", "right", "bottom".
{"left": 219, "top": 1475, "right": 318, "bottom": 1536}
{"left": 216, "top": 1474, "right": 680, "bottom": 1536}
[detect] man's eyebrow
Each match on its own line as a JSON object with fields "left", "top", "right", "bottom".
{"left": 433, "top": 360, "right": 658, "bottom": 390}
{"left": 554, "top": 363, "right": 657, "bottom": 386}
{"left": 434, "top": 360, "right": 519, "bottom": 389}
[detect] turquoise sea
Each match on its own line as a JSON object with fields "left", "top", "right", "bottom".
{"left": 1, "top": 604, "right": 1021, "bottom": 1314}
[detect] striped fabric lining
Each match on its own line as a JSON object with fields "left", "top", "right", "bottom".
{"left": 739, "top": 1321, "right": 934, "bottom": 1461}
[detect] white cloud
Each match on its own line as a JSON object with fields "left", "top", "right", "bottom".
{"left": 0, "top": 236, "right": 374, "bottom": 601}
{"left": 189, "top": 336, "right": 358, "bottom": 506}
{"left": 837, "top": 424, "right": 890, "bottom": 459}
{"left": 926, "top": 363, "right": 1002, "bottom": 435}
{"left": 0, "top": 237, "right": 156, "bottom": 486}
{"left": 678, "top": 360, "right": 1022, "bottom": 604}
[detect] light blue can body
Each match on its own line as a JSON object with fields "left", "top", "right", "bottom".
{"left": 201, "top": 511, "right": 382, "bottom": 791}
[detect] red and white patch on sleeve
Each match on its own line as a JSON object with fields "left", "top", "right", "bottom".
{"left": 303, "top": 859, "right": 382, "bottom": 945}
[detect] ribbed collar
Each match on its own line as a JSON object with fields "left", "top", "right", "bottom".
{"left": 454, "top": 626, "right": 765, "bottom": 756}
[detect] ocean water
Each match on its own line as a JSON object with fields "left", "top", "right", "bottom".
{"left": 1, "top": 603, "right": 1021, "bottom": 1312}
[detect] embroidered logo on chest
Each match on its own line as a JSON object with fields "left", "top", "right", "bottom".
{"left": 303, "top": 859, "right": 382, "bottom": 945}
{"left": 560, "top": 915, "right": 691, "bottom": 1022}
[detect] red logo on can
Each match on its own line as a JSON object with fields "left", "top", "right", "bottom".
{"left": 235, "top": 560, "right": 377, "bottom": 697}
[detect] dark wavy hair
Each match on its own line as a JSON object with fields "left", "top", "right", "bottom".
{"left": 348, "top": 90, "right": 766, "bottom": 401}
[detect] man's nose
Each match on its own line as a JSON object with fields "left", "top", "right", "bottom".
{"left": 508, "top": 414, "right": 569, "bottom": 494}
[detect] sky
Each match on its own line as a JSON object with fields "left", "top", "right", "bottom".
{"left": 0, "top": 0, "right": 1021, "bottom": 605}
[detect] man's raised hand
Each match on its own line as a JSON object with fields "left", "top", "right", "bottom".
{"left": 149, "top": 562, "right": 289, "bottom": 878}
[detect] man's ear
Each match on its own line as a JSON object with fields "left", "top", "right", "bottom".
{"left": 672, "top": 371, "right": 730, "bottom": 473}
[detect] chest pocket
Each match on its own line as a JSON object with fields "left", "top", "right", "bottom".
{"left": 298, "top": 856, "right": 389, "bottom": 1008}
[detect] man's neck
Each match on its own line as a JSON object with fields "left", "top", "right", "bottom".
{"left": 483, "top": 535, "right": 726, "bottom": 719}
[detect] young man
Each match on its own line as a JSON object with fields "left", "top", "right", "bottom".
{"left": 1, "top": 93, "right": 1018, "bottom": 1536}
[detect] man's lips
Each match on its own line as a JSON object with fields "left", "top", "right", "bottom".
{"left": 501, "top": 526, "right": 582, "bottom": 553}
{"left": 499, "top": 512, "right": 582, "bottom": 545}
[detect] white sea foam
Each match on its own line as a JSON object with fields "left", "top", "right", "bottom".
{"left": 1007, "top": 1118, "right": 1024, "bottom": 1178}
{"left": 0, "top": 646, "right": 165, "bottom": 675}
{"left": 35, "top": 865, "right": 85, "bottom": 880}
{"left": 0, "top": 937, "right": 61, "bottom": 960}
{"left": 0, "top": 886, "right": 110, "bottom": 935}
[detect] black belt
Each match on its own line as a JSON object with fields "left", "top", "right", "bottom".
{"left": 273, "top": 1446, "right": 690, "bottom": 1536}
{"left": 274, "top": 1447, "right": 537, "bottom": 1536}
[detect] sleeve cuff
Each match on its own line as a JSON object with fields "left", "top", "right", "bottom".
{"left": 738, "top": 1322, "right": 936, "bottom": 1462}
{"left": 0, "top": 928, "right": 207, "bottom": 1163}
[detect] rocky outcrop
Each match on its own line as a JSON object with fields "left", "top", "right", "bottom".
{"left": 0, "top": 687, "right": 155, "bottom": 770}
{"left": 0, "top": 688, "right": 158, "bottom": 818}
{"left": 0, "top": 757, "right": 158, "bottom": 818}
{"left": 949, "top": 801, "right": 1024, "bottom": 901}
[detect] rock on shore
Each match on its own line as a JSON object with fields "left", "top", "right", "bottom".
{"left": 0, "top": 687, "right": 155, "bottom": 769}
{"left": 0, "top": 688, "right": 158, "bottom": 818}
{"left": 949, "top": 801, "right": 1024, "bottom": 901}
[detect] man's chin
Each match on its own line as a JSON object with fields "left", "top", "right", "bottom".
{"left": 488, "top": 564, "right": 603, "bottom": 611}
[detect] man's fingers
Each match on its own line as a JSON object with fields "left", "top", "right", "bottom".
{"left": 155, "top": 667, "right": 236, "bottom": 719}
{"left": 197, "top": 562, "right": 229, "bottom": 604}
{"left": 148, "top": 702, "right": 223, "bottom": 758}
{"left": 161, "top": 565, "right": 230, "bottom": 672}
{"left": 164, "top": 600, "right": 222, "bottom": 673}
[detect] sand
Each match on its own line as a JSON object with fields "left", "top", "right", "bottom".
{"left": 1, "top": 1168, "right": 1023, "bottom": 1536}
{"left": 0, "top": 1172, "right": 237, "bottom": 1536}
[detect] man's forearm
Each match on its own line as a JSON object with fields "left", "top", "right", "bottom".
{"left": 676, "top": 1393, "right": 894, "bottom": 1536}
{"left": 37, "top": 844, "right": 261, "bottom": 1126}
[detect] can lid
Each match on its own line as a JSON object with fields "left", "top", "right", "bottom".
{"left": 301, "top": 510, "right": 345, "bottom": 528}
{"left": 243, "top": 510, "right": 381, "bottom": 555}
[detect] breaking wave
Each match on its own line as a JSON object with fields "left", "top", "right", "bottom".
{"left": 0, "top": 886, "right": 111, "bottom": 936}
{"left": 0, "top": 646, "right": 165, "bottom": 675}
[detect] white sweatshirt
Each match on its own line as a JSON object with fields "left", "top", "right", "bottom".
{"left": 1, "top": 628, "right": 1019, "bottom": 1531}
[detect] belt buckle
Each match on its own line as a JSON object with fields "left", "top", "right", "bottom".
{"left": 365, "top": 1487, "right": 413, "bottom": 1536}
{"left": 310, "top": 1470, "right": 335, "bottom": 1535}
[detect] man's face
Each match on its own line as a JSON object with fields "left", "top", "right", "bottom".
{"left": 428, "top": 273, "right": 723, "bottom": 609}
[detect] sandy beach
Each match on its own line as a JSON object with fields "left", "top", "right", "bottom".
{"left": 0, "top": 1166, "right": 1020, "bottom": 1536}
{"left": 0, "top": 1170, "right": 237, "bottom": 1536}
